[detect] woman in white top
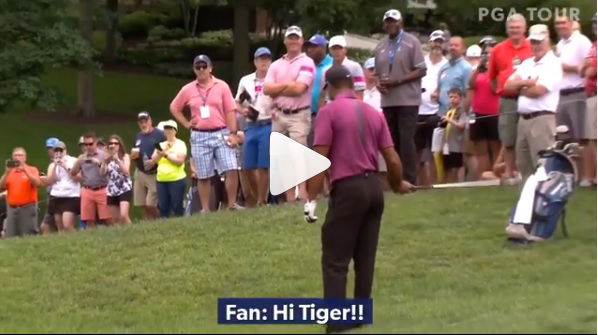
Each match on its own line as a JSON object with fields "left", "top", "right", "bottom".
{"left": 46, "top": 142, "right": 81, "bottom": 232}
{"left": 101, "top": 135, "right": 133, "bottom": 225}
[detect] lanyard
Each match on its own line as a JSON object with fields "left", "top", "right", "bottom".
{"left": 196, "top": 85, "right": 213, "bottom": 106}
{"left": 388, "top": 30, "right": 404, "bottom": 73}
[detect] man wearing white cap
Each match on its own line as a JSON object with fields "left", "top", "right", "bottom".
{"left": 466, "top": 44, "right": 482, "bottom": 68}
{"left": 416, "top": 30, "right": 447, "bottom": 185}
{"left": 264, "top": 25, "right": 316, "bottom": 202}
{"left": 328, "top": 35, "right": 366, "bottom": 99}
{"left": 373, "top": 9, "right": 426, "bottom": 185}
{"left": 504, "top": 24, "right": 563, "bottom": 180}
{"left": 554, "top": 15, "right": 593, "bottom": 186}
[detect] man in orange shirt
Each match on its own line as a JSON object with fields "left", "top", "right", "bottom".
{"left": 0, "top": 147, "right": 41, "bottom": 237}
{"left": 488, "top": 13, "right": 533, "bottom": 184}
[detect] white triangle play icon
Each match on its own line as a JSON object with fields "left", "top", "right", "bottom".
{"left": 269, "top": 132, "right": 331, "bottom": 196}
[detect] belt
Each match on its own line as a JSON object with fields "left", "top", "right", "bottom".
{"left": 502, "top": 96, "right": 518, "bottom": 100}
{"left": 192, "top": 126, "right": 227, "bottom": 132}
{"left": 332, "top": 171, "right": 376, "bottom": 185}
{"left": 560, "top": 87, "right": 585, "bottom": 96}
{"left": 9, "top": 202, "right": 36, "bottom": 208}
{"left": 247, "top": 119, "right": 272, "bottom": 126}
{"left": 520, "top": 111, "right": 554, "bottom": 120}
{"left": 278, "top": 106, "right": 310, "bottom": 115}
{"left": 82, "top": 185, "right": 106, "bottom": 191}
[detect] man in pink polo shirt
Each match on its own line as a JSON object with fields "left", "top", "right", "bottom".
{"left": 305, "top": 65, "right": 412, "bottom": 333}
{"left": 170, "top": 54, "right": 242, "bottom": 212}
{"left": 264, "top": 25, "right": 316, "bottom": 201}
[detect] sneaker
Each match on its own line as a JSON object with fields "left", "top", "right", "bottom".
{"left": 228, "top": 203, "right": 245, "bottom": 211}
{"left": 501, "top": 176, "right": 521, "bottom": 186}
{"left": 579, "top": 179, "right": 593, "bottom": 187}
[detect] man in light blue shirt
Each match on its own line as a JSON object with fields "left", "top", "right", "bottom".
{"left": 433, "top": 37, "right": 472, "bottom": 115}
{"left": 305, "top": 34, "right": 333, "bottom": 115}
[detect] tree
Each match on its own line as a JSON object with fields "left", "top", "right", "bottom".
{"left": 0, "top": 0, "right": 96, "bottom": 112}
{"left": 104, "top": 0, "right": 119, "bottom": 62}
{"left": 232, "top": 0, "right": 251, "bottom": 87}
{"left": 78, "top": 0, "right": 96, "bottom": 118}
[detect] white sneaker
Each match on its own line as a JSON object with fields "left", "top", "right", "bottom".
{"left": 579, "top": 179, "right": 593, "bottom": 187}
{"left": 229, "top": 203, "right": 245, "bottom": 211}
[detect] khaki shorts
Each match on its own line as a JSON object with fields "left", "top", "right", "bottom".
{"left": 133, "top": 169, "right": 158, "bottom": 207}
{"left": 586, "top": 95, "right": 597, "bottom": 140}
{"left": 498, "top": 97, "right": 519, "bottom": 148}
{"left": 272, "top": 109, "right": 311, "bottom": 146}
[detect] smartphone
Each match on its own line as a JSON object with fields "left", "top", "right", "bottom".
{"left": 155, "top": 142, "right": 163, "bottom": 152}
{"left": 5, "top": 159, "right": 19, "bottom": 168}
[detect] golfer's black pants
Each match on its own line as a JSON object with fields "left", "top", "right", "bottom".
{"left": 383, "top": 105, "right": 419, "bottom": 184}
{"left": 322, "top": 172, "right": 384, "bottom": 299}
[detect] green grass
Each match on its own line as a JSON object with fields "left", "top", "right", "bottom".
{"left": 0, "top": 187, "right": 595, "bottom": 333}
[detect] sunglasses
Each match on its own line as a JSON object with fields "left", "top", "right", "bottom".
{"left": 54, "top": 149, "right": 64, "bottom": 153}
{"left": 194, "top": 64, "right": 208, "bottom": 70}
{"left": 108, "top": 141, "right": 120, "bottom": 145}
{"left": 84, "top": 142, "right": 95, "bottom": 146}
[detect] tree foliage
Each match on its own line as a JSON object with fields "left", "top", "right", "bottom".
{"left": 0, "top": 0, "right": 96, "bottom": 112}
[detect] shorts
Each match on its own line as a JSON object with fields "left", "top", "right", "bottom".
{"left": 243, "top": 122, "right": 272, "bottom": 169}
{"left": 415, "top": 115, "right": 439, "bottom": 151}
{"left": 191, "top": 128, "right": 238, "bottom": 179}
{"left": 586, "top": 95, "right": 597, "bottom": 140}
{"left": 107, "top": 191, "right": 132, "bottom": 206}
{"left": 470, "top": 114, "right": 499, "bottom": 141}
{"left": 498, "top": 97, "right": 519, "bottom": 148}
{"left": 80, "top": 187, "right": 111, "bottom": 222}
{"left": 133, "top": 170, "right": 158, "bottom": 207}
{"left": 556, "top": 91, "right": 587, "bottom": 140}
{"left": 272, "top": 109, "right": 311, "bottom": 146}
{"left": 443, "top": 152, "right": 463, "bottom": 169}
{"left": 48, "top": 197, "right": 80, "bottom": 215}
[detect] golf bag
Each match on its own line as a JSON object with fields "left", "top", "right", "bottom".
{"left": 506, "top": 132, "right": 579, "bottom": 242}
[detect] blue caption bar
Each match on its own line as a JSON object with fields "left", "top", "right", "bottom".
{"left": 218, "top": 298, "right": 373, "bottom": 324}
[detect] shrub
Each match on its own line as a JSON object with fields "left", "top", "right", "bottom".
{"left": 118, "top": 11, "right": 167, "bottom": 39}
{"left": 347, "top": 48, "right": 373, "bottom": 65}
{"left": 91, "top": 31, "right": 123, "bottom": 52}
{"left": 147, "top": 25, "right": 186, "bottom": 44}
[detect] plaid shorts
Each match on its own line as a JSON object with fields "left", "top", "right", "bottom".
{"left": 191, "top": 129, "right": 239, "bottom": 179}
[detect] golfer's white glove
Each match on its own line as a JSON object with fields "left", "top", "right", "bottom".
{"left": 304, "top": 200, "right": 318, "bottom": 223}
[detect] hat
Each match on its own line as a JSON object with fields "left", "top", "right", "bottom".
{"left": 593, "top": 13, "right": 597, "bottom": 23}
{"left": 306, "top": 34, "right": 328, "bottom": 46}
{"left": 137, "top": 111, "right": 150, "bottom": 120}
{"left": 363, "top": 57, "right": 375, "bottom": 70}
{"left": 54, "top": 141, "right": 66, "bottom": 150}
{"left": 479, "top": 36, "right": 497, "bottom": 46}
{"left": 97, "top": 137, "right": 105, "bottom": 146}
{"left": 528, "top": 24, "right": 549, "bottom": 41}
{"left": 161, "top": 119, "right": 178, "bottom": 132}
{"left": 466, "top": 45, "right": 482, "bottom": 58}
{"left": 285, "top": 25, "right": 303, "bottom": 38}
{"left": 325, "top": 65, "right": 352, "bottom": 87}
{"left": 193, "top": 54, "right": 212, "bottom": 67}
{"left": 383, "top": 9, "right": 402, "bottom": 22}
{"left": 254, "top": 47, "right": 272, "bottom": 58}
{"left": 429, "top": 30, "right": 445, "bottom": 41}
{"left": 329, "top": 35, "right": 347, "bottom": 48}
{"left": 45, "top": 137, "right": 60, "bottom": 149}
{"left": 78, "top": 136, "right": 85, "bottom": 145}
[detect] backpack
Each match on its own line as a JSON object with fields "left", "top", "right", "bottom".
{"left": 506, "top": 146, "right": 578, "bottom": 243}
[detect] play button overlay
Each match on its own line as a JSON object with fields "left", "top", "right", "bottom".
{"left": 269, "top": 132, "right": 331, "bottom": 196}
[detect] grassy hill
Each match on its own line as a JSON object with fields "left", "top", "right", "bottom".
{"left": 0, "top": 187, "right": 595, "bottom": 333}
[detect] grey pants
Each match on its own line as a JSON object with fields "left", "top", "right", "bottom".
{"left": 5, "top": 204, "right": 38, "bottom": 238}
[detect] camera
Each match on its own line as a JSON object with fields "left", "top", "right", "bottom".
{"left": 5, "top": 159, "right": 19, "bottom": 168}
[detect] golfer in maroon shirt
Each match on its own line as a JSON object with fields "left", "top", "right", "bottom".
{"left": 306, "top": 65, "right": 413, "bottom": 333}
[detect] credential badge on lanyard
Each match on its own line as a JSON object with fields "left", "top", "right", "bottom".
{"left": 197, "top": 85, "right": 213, "bottom": 119}
{"left": 388, "top": 30, "right": 404, "bottom": 73}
